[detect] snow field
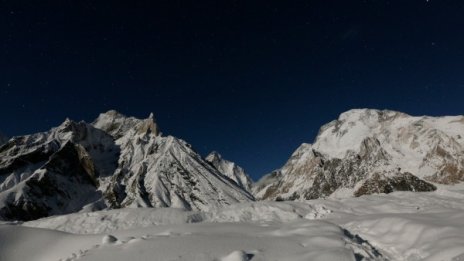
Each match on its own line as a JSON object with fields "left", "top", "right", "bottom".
{"left": 1, "top": 185, "right": 464, "bottom": 260}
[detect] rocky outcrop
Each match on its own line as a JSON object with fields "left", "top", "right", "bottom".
{"left": 354, "top": 172, "right": 437, "bottom": 197}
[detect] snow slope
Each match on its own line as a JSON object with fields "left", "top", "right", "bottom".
{"left": 2, "top": 220, "right": 370, "bottom": 261}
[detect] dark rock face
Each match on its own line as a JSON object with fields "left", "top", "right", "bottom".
{"left": 255, "top": 170, "right": 283, "bottom": 200}
{"left": 354, "top": 172, "right": 436, "bottom": 197}
{"left": 0, "top": 142, "right": 101, "bottom": 221}
{"left": 302, "top": 138, "right": 393, "bottom": 200}
{"left": 426, "top": 164, "right": 464, "bottom": 185}
{"left": 423, "top": 145, "right": 464, "bottom": 185}
{"left": 0, "top": 141, "right": 59, "bottom": 176}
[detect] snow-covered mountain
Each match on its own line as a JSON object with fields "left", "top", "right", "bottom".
{"left": 205, "top": 151, "right": 253, "bottom": 193}
{"left": 0, "top": 111, "right": 253, "bottom": 221}
{"left": 96, "top": 111, "right": 254, "bottom": 210}
{"left": 255, "top": 109, "right": 464, "bottom": 200}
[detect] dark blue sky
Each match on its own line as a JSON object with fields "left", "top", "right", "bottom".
{"left": 1, "top": 1, "right": 464, "bottom": 180}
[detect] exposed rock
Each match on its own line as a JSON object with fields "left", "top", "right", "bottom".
{"left": 102, "top": 234, "right": 118, "bottom": 244}
{"left": 0, "top": 141, "right": 101, "bottom": 221}
{"left": 354, "top": 172, "right": 436, "bottom": 197}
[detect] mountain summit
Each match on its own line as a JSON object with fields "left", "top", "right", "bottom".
{"left": 92, "top": 110, "right": 159, "bottom": 139}
{"left": 255, "top": 109, "right": 464, "bottom": 200}
{"left": 205, "top": 151, "right": 253, "bottom": 192}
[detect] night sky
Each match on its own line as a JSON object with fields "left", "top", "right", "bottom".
{"left": 1, "top": 1, "right": 464, "bottom": 180}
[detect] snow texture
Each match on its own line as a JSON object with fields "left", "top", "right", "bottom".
{"left": 0, "top": 184, "right": 460, "bottom": 260}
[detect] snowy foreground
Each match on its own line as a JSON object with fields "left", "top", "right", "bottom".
{"left": 1, "top": 185, "right": 464, "bottom": 261}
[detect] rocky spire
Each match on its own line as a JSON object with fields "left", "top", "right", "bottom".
{"left": 137, "top": 112, "right": 159, "bottom": 136}
{"left": 92, "top": 110, "right": 159, "bottom": 139}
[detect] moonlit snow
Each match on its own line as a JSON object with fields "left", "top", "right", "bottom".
{"left": 1, "top": 109, "right": 464, "bottom": 260}
{"left": 0, "top": 184, "right": 463, "bottom": 260}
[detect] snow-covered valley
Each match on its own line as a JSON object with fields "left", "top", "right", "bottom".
{"left": 0, "top": 184, "right": 463, "bottom": 261}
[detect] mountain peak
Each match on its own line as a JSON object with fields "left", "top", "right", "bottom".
{"left": 136, "top": 114, "right": 159, "bottom": 136}
{"left": 92, "top": 110, "right": 160, "bottom": 139}
{"left": 104, "top": 109, "right": 125, "bottom": 117}
{"left": 206, "top": 151, "right": 222, "bottom": 162}
{"left": 57, "top": 118, "right": 82, "bottom": 132}
{"left": 205, "top": 151, "right": 253, "bottom": 193}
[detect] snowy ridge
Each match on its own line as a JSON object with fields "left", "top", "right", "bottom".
{"left": 206, "top": 151, "right": 253, "bottom": 193}
{"left": 0, "top": 111, "right": 253, "bottom": 221}
{"left": 256, "top": 109, "right": 463, "bottom": 200}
